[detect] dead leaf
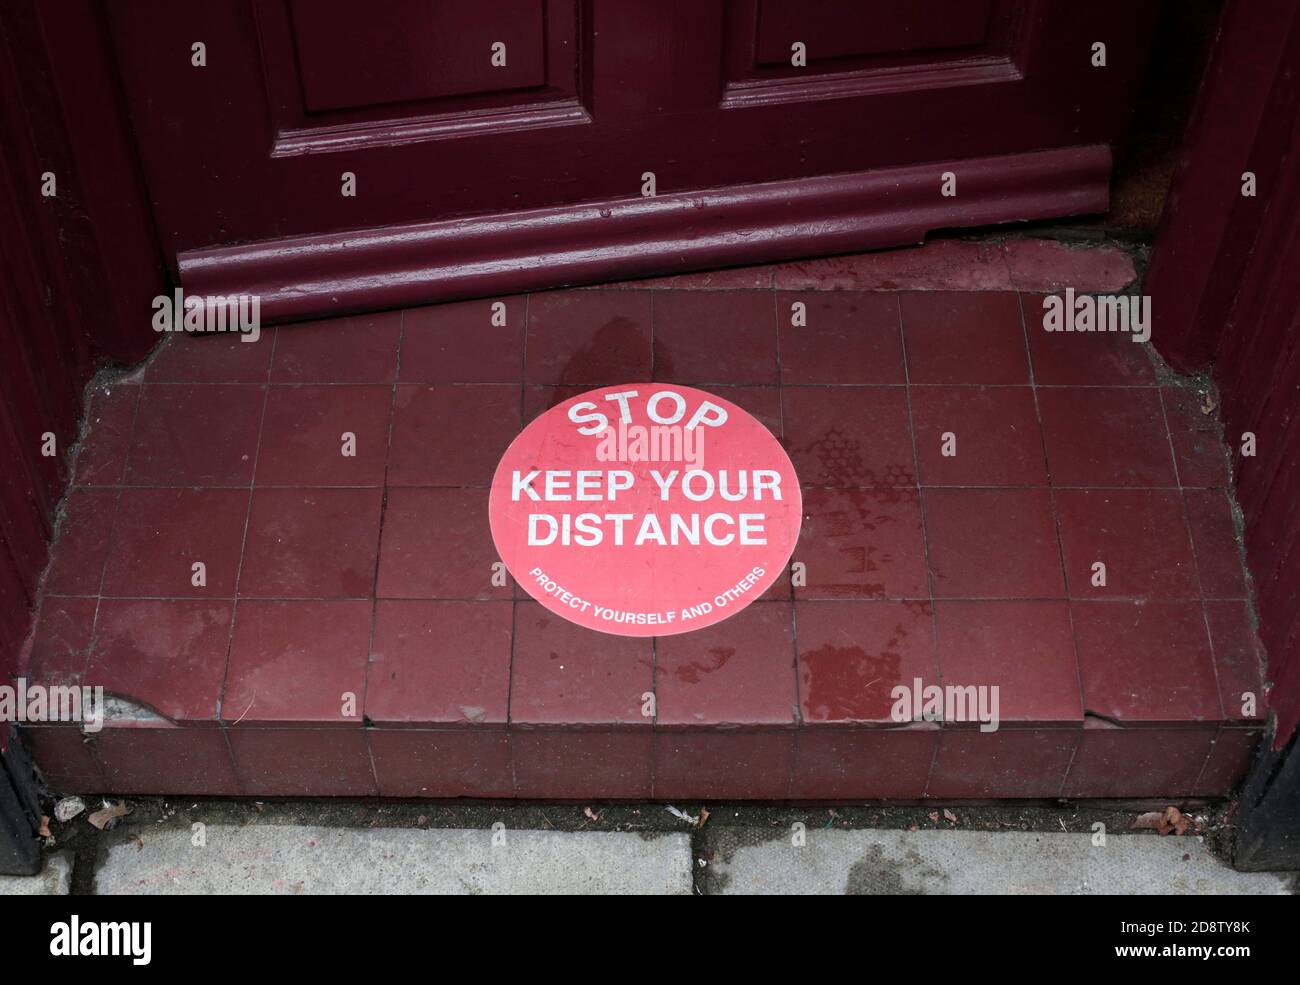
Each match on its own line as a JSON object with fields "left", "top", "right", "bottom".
{"left": 88, "top": 801, "right": 131, "bottom": 830}
{"left": 943, "top": 809, "right": 958, "bottom": 824}
{"left": 1132, "top": 806, "right": 1195, "bottom": 835}
{"left": 927, "top": 811, "right": 939, "bottom": 822}
{"left": 1162, "top": 805, "right": 1194, "bottom": 835}
{"left": 1132, "top": 811, "right": 1165, "bottom": 831}
{"left": 583, "top": 807, "right": 599, "bottom": 822}
{"left": 1200, "top": 392, "right": 1218, "bottom": 415}
{"left": 697, "top": 808, "right": 710, "bottom": 828}
{"left": 39, "top": 815, "right": 51, "bottom": 838}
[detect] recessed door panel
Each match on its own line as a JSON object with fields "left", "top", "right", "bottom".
{"left": 289, "top": 0, "right": 547, "bottom": 112}
{"left": 754, "top": 0, "right": 994, "bottom": 66}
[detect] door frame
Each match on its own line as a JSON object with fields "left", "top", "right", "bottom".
{"left": 1145, "top": 0, "right": 1300, "bottom": 869}
{"left": 2, "top": 0, "right": 1299, "bottom": 872}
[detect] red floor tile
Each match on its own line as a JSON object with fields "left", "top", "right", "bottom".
{"left": 783, "top": 387, "right": 914, "bottom": 486}
{"left": 1195, "top": 728, "right": 1262, "bottom": 796}
{"left": 1062, "top": 723, "right": 1216, "bottom": 798}
{"left": 45, "top": 487, "right": 117, "bottom": 595}
{"left": 718, "top": 385, "right": 784, "bottom": 440}
{"left": 510, "top": 604, "right": 653, "bottom": 726}
{"left": 376, "top": 487, "right": 510, "bottom": 599}
{"left": 1203, "top": 601, "right": 1266, "bottom": 723}
{"left": 1022, "top": 294, "right": 1156, "bottom": 385}
{"left": 513, "top": 730, "right": 652, "bottom": 799}
{"left": 145, "top": 331, "right": 272, "bottom": 383}
{"left": 126, "top": 384, "right": 264, "bottom": 486}
{"left": 935, "top": 601, "right": 1082, "bottom": 725}
{"left": 229, "top": 728, "right": 377, "bottom": 797}
{"left": 19, "top": 726, "right": 106, "bottom": 792}
{"left": 74, "top": 384, "right": 139, "bottom": 485}
{"left": 653, "top": 290, "right": 778, "bottom": 384}
{"left": 400, "top": 297, "right": 525, "bottom": 383}
{"left": 256, "top": 384, "right": 391, "bottom": 486}
{"left": 910, "top": 386, "right": 1046, "bottom": 486}
{"left": 94, "top": 724, "right": 242, "bottom": 796}
{"left": 923, "top": 488, "right": 1064, "bottom": 598}
{"left": 101, "top": 488, "right": 247, "bottom": 598}
{"left": 23, "top": 596, "right": 96, "bottom": 684}
{"left": 1163, "top": 386, "right": 1231, "bottom": 487}
{"left": 1055, "top": 489, "right": 1198, "bottom": 599}
{"left": 1184, "top": 489, "right": 1248, "bottom": 597}
{"left": 224, "top": 600, "right": 371, "bottom": 726}
{"left": 1004, "top": 240, "right": 1136, "bottom": 293}
{"left": 526, "top": 291, "right": 652, "bottom": 384}
{"left": 271, "top": 311, "right": 400, "bottom": 383}
{"left": 388, "top": 384, "right": 519, "bottom": 486}
{"left": 1073, "top": 601, "right": 1222, "bottom": 724}
{"left": 367, "top": 600, "right": 512, "bottom": 726}
{"left": 88, "top": 599, "right": 232, "bottom": 723}
{"left": 773, "top": 240, "right": 1012, "bottom": 291}
{"left": 656, "top": 602, "right": 795, "bottom": 726}
{"left": 794, "top": 487, "right": 928, "bottom": 598}
{"left": 239, "top": 488, "right": 382, "bottom": 598}
{"left": 927, "top": 729, "right": 1078, "bottom": 798}
{"left": 777, "top": 292, "right": 904, "bottom": 385}
{"left": 370, "top": 729, "right": 513, "bottom": 797}
{"left": 522, "top": 384, "right": 589, "bottom": 423}
{"left": 1038, "top": 387, "right": 1177, "bottom": 487}
{"left": 900, "top": 293, "right": 1028, "bottom": 384}
{"left": 654, "top": 731, "right": 793, "bottom": 799}
{"left": 791, "top": 726, "right": 936, "bottom": 799}
{"left": 796, "top": 600, "right": 935, "bottom": 724}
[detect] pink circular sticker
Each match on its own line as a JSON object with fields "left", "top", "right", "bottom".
{"left": 490, "top": 384, "right": 802, "bottom": 636}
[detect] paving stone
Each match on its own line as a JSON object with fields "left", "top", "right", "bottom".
{"left": 94, "top": 825, "right": 692, "bottom": 895}
{"left": 704, "top": 828, "right": 1295, "bottom": 895}
{"left": 0, "top": 853, "right": 73, "bottom": 895}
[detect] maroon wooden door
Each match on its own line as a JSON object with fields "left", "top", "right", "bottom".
{"left": 104, "top": 0, "right": 1157, "bottom": 317}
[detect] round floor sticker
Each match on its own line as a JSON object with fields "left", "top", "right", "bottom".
{"left": 490, "top": 384, "right": 802, "bottom": 636}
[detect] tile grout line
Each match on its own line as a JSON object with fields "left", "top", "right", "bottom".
{"left": 778, "top": 286, "right": 801, "bottom": 798}
{"left": 63, "top": 480, "right": 1241, "bottom": 493}
{"left": 507, "top": 600, "right": 520, "bottom": 796}
{"left": 646, "top": 289, "right": 660, "bottom": 797}
{"left": 125, "top": 379, "right": 1176, "bottom": 390}
{"left": 85, "top": 380, "right": 146, "bottom": 681}
{"left": 361, "top": 309, "right": 406, "bottom": 793}
{"left": 1157, "top": 385, "right": 1228, "bottom": 712}
{"left": 1157, "top": 385, "right": 1230, "bottom": 791}
{"left": 895, "top": 292, "right": 944, "bottom": 795}
{"left": 215, "top": 325, "right": 277, "bottom": 794}
{"left": 1017, "top": 291, "right": 1088, "bottom": 796}
{"left": 509, "top": 292, "right": 528, "bottom": 797}
{"left": 44, "top": 590, "right": 1250, "bottom": 604}
{"left": 74, "top": 380, "right": 147, "bottom": 788}
{"left": 65, "top": 483, "right": 1242, "bottom": 493}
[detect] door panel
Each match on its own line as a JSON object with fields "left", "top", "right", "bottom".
{"left": 752, "top": 0, "right": 996, "bottom": 65}
{"left": 103, "top": 0, "right": 1157, "bottom": 310}
{"left": 289, "top": 0, "right": 548, "bottom": 111}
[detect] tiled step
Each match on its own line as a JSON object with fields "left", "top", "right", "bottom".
{"left": 18, "top": 240, "right": 1266, "bottom": 799}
